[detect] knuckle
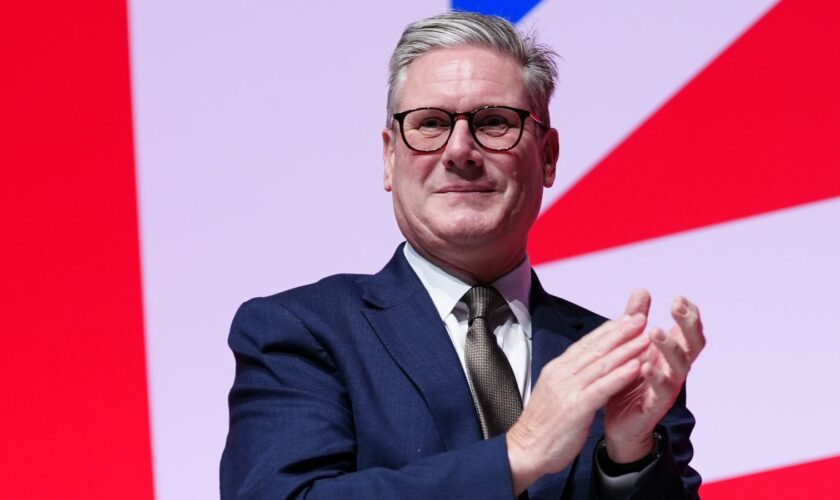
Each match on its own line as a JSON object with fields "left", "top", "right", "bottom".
{"left": 577, "top": 339, "right": 592, "bottom": 353}
{"left": 564, "top": 343, "right": 584, "bottom": 361}
{"left": 595, "top": 360, "right": 610, "bottom": 377}
{"left": 688, "top": 314, "right": 700, "bottom": 328}
{"left": 651, "top": 369, "right": 668, "bottom": 385}
{"left": 577, "top": 338, "right": 604, "bottom": 359}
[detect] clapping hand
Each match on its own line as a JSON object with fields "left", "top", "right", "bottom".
{"left": 603, "top": 289, "right": 706, "bottom": 462}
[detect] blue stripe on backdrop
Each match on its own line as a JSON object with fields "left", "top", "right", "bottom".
{"left": 451, "top": 0, "right": 543, "bottom": 23}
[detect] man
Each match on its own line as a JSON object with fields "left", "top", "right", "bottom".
{"left": 221, "top": 12, "right": 704, "bottom": 499}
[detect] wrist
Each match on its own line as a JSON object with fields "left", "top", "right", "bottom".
{"left": 599, "top": 432, "right": 662, "bottom": 476}
{"left": 604, "top": 433, "right": 655, "bottom": 464}
{"left": 506, "top": 428, "right": 544, "bottom": 495}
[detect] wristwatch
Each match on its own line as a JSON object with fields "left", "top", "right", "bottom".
{"left": 597, "top": 432, "right": 663, "bottom": 477}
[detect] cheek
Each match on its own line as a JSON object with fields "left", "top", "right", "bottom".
{"left": 392, "top": 157, "right": 436, "bottom": 208}
{"left": 394, "top": 153, "right": 436, "bottom": 185}
{"left": 503, "top": 160, "right": 545, "bottom": 213}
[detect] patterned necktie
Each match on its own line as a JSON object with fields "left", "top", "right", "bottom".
{"left": 463, "top": 285, "right": 523, "bottom": 438}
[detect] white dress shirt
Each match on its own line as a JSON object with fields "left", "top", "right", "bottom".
{"left": 403, "top": 243, "right": 532, "bottom": 406}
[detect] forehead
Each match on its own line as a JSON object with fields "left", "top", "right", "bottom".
{"left": 398, "top": 46, "right": 527, "bottom": 111}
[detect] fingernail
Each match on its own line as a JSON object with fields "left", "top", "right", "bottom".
{"left": 653, "top": 329, "right": 667, "bottom": 342}
{"left": 677, "top": 304, "right": 688, "bottom": 316}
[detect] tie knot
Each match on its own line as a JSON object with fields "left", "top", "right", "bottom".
{"left": 464, "top": 286, "right": 507, "bottom": 323}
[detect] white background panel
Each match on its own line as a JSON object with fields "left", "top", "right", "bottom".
{"left": 536, "top": 198, "right": 840, "bottom": 481}
{"left": 127, "top": 0, "right": 822, "bottom": 497}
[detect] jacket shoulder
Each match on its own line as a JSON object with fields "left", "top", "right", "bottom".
{"left": 240, "top": 272, "right": 371, "bottom": 313}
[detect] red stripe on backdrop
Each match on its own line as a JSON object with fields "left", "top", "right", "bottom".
{"left": 700, "top": 455, "right": 840, "bottom": 499}
{"left": 0, "top": 2, "right": 153, "bottom": 499}
{"left": 529, "top": 0, "right": 840, "bottom": 264}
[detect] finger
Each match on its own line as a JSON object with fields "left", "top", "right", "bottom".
{"left": 623, "top": 288, "right": 651, "bottom": 318}
{"left": 649, "top": 327, "right": 690, "bottom": 380}
{"left": 586, "top": 358, "right": 642, "bottom": 408}
{"left": 640, "top": 359, "right": 678, "bottom": 405}
{"left": 639, "top": 342, "right": 660, "bottom": 367}
{"left": 578, "top": 331, "right": 650, "bottom": 387}
{"left": 561, "top": 314, "right": 646, "bottom": 373}
{"left": 671, "top": 296, "right": 706, "bottom": 361}
{"left": 668, "top": 324, "right": 689, "bottom": 353}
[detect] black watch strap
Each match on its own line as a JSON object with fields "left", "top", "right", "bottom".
{"left": 597, "top": 432, "right": 663, "bottom": 477}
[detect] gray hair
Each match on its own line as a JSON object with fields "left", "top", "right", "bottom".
{"left": 386, "top": 11, "right": 559, "bottom": 127}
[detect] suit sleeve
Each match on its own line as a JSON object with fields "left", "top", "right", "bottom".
{"left": 219, "top": 298, "right": 516, "bottom": 500}
{"left": 592, "top": 387, "right": 701, "bottom": 500}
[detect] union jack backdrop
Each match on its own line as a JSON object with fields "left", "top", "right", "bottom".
{"left": 2, "top": 1, "right": 838, "bottom": 498}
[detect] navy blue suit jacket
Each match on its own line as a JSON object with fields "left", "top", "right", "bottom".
{"left": 220, "top": 245, "right": 700, "bottom": 499}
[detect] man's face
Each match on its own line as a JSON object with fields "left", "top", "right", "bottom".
{"left": 383, "top": 46, "right": 558, "bottom": 266}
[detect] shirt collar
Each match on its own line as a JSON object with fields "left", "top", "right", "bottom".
{"left": 403, "top": 242, "right": 532, "bottom": 339}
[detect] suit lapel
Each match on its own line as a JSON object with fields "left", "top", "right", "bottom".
{"left": 361, "top": 245, "right": 482, "bottom": 450}
{"left": 527, "top": 272, "right": 590, "bottom": 499}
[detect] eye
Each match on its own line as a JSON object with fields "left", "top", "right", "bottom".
{"left": 478, "top": 115, "right": 509, "bottom": 128}
{"left": 474, "top": 111, "right": 516, "bottom": 136}
{"left": 404, "top": 109, "right": 451, "bottom": 137}
{"left": 418, "top": 117, "right": 449, "bottom": 131}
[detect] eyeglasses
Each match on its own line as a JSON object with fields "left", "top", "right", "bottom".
{"left": 392, "top": 105, "right": 546, "bottom": 152}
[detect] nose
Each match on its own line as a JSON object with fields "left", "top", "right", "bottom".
{"left": 441, "top": 117, "right": 483, "bottom": 174}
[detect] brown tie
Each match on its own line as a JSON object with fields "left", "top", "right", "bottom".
{"left": 463, "top": 285, "right": 523, "bottom": 438}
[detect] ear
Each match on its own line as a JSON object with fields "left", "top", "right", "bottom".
{"left": 541, "top": 128, "right": 559, "bottom": 188}
{"left": 382, "top": 127, "right": 396, "bottom": 192}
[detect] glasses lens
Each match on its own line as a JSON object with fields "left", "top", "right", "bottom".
{"left": 473, "top": 107, "right": 523, "bottom": 150}
{"left": 402, "top": 108, "right": 452, "bottom": 151}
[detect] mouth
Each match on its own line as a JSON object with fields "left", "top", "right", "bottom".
{"left": 437, "top": 184, "right": 496, "bottom": 194}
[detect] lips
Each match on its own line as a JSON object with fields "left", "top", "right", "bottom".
{"left": 437, "top": 184, "right": 496, "bottom": 193}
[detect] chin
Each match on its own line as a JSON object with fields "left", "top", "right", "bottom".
{"left": 433, "top": 220, "right": 504, "bottom": 247}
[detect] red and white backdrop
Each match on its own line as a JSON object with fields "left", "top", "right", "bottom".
{"left": 3, "top": 1, "right": 839, "bottom": 498}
